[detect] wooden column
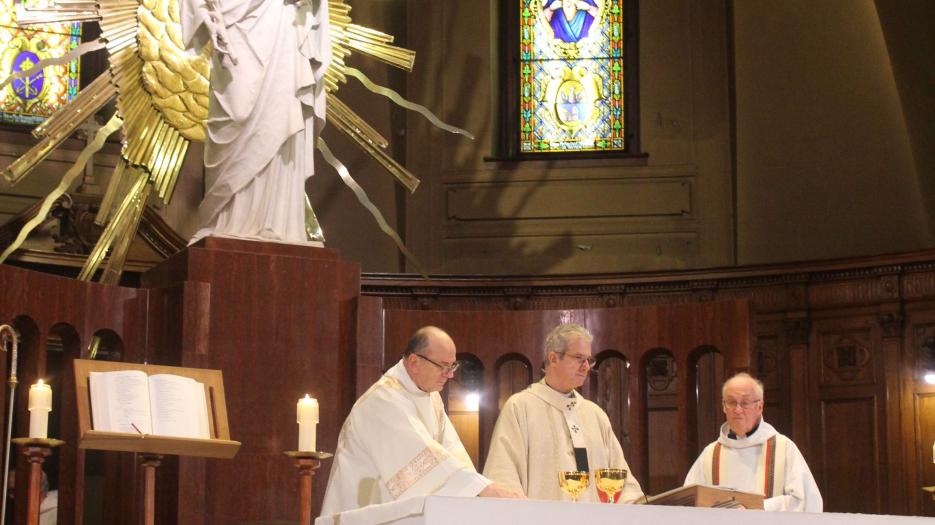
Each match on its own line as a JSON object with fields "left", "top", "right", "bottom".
{"left": 878, "top": 311, "right": 907, "bottom": 514}
{"left": 23, "top": 447, "right": 49, "bottom": 525}
{"left": 783, "top": 316, "right": 811, "bottom": 456}
{"left": 140, "top": 454, "right": 163, "bottom": 525}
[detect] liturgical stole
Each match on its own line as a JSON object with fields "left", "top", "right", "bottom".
{"left": 705, "top": 435, "right": 788, "bottom": 498}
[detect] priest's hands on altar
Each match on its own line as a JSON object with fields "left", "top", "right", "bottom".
{"left": 479, "top": 482, "right": 527, "bottom": 499}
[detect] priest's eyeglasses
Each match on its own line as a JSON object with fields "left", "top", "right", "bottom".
{"left": 562, "top": 353, "right": 597, "bottom": 368}
{"left": 414, "top": 353, "right": 461, "bottom": 374}
{"left": 722, "top": 399, "right": 761, "bottom": 410}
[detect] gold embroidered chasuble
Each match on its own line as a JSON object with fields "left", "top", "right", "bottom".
{"left": 320, "top": 360, "right": 490, "bottom": 516}
{"left": 483, "top": 380, "right": 644, "bottom": 503}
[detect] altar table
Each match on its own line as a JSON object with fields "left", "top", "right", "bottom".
{"left": 315, "top": 495, "right": 932, "bottom": 525}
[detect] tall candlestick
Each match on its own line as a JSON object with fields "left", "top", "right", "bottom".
{"left": 28, "top": 380, "right": 52, "bottom": 439}
{"left": 297, "top": 394, "right": 319, "bottom": 452}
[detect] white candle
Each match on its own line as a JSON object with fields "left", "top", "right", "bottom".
{"left": 297, "top": 394, "right": 319, "bottom": 452}
{"left": 28, "top": 380, "right": 52, "bottom": 439}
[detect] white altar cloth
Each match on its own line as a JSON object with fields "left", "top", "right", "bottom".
{"left": 315, "top": 495, "right": 932, "bottom": 525}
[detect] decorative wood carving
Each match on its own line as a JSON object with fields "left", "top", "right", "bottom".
{"left": 914, "top": 324, "right": 935, "bottom": 379}
{"left": 877, "top": 311, "right": 903, "bottom": 339}
{"left": 756, "top": 336, "right": 780, "bottom": 388}
{"left": 646, "top": 354, "right": 678, "bottom": 393}
{"left": 783, "top": 317, "right": 811, "bottom": 347}
{"left": 821, "top": 333, "right": 874, "bottom": 384}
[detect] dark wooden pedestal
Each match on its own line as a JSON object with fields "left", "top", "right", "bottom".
{"left": 140, "top": 238, "right": 361, "bottom": 524}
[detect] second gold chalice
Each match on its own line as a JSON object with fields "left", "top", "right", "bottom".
{"left": 595, "top": 468, "right": 627, "bottom": 503}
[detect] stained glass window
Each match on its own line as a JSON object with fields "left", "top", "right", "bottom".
{"left": 520, "top": 0, "right": 625, "bottom": 154}
{"left": 0, "top": 0, "right": 81, "bottom": 126}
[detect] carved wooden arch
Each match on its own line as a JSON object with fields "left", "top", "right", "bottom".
{"left": 591, "top": 349, "right": 632, "bottom": 455}
{"left": 686, "top": 345, "right": 724, "bottom": 457}
{"left": 493, "top": 352, "right": 534, "bottom": 411}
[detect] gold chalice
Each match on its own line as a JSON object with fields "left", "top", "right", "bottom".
{"left": 595, "top": 468, "right": 627, "bottom": 503}
{"left": 558, "top": 470, "right": 589, "bottom": 502}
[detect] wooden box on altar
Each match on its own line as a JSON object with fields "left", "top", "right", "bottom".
{"left": 645, "top": 484, "right": 764, "bottom": 509}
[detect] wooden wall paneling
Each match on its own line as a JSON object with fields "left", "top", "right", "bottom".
{"left": 811, "top": 315, "right": 888, "bottom": 514}
{"left": 818, "top": 393, "right": 884, "bottom": 514}
{"left": 907, "top": 309, "right": 935, "bottom": 516}
{"left": 915, "top": 392, "right": 935, "bottom": 517}
{"left": 338, "top": 259, "right": 364, "bottom": 424}
{"left": 355, "top": 296, "right": 385, "bottom": 396}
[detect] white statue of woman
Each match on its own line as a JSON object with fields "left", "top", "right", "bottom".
{"left": 180, "top": 0, "right": 331, "bottom": 245}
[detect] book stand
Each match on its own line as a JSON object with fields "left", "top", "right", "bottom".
{"left": 11, "top": 437, "right": 64, "bottom": 525}
{"left": 283, "top": 451, "right": 333, "bottom": 525}
{"left": 73, "top": 359, "right": 241, "bottom": 525}
{"left": 645, "top": 484, "right": 764, "bottom": 509}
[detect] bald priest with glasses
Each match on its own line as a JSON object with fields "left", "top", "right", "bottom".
{"left": 684, "top": 372, "right": 823, "bottom": 512}
{"left": 483, "top": 323, "right": 644, "bottom": 503}
{"left": 321, "top": 326, "right": 523, "bottom": 516}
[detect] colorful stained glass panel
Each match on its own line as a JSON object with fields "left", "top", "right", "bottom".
{"left": 0, "top": 0, "right": 81, "bottom": 126}
{"left": 520, "top": 0, "right": 624, "bottom": 153}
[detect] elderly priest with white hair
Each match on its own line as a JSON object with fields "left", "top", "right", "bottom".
{"left": 321, "top": 326, "right": 523, "bottom": 516}
{"left": 684, "top": 372, "right": 823, "bottom": 512}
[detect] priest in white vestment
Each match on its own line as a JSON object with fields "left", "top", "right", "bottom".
{"left": 181, "top": 0, "right": 330, "bottom": 245}
{"left": 321, "top": 326, "right": 523, "bottom": 516}
{"left": 483, "top": 323, "right": 644, "bottom": 503}
{"left": 684, "top": 372, "right": 823, "bottom": 512}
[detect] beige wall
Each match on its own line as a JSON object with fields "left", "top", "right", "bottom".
{"left": 402, "top": 0, "right": 734, "bottom": 275}
{"left": 734, "top": 0, "right": 931, "bottom": 264}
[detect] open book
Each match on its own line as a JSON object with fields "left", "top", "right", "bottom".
{"left": 89, "top": 370, "right": 211, "bottom": 439}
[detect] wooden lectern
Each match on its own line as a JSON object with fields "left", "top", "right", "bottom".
{"left": 645, "top": 484, "right": 764, "bottom": 510}
{"left": 73, "top": 359, "right": 241, "bottom": 525}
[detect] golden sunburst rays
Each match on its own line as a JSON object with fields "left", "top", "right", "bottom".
{"left": 2, "top": 0, "right": 450, "bottom": 282}
{"left": 2, "top": 74, "right": 116, "bottom": 184}
{"left": 324, "top": 0, "right": 420, "bottom": 192}
{"left": 2, "top": 0, "right": 195, "bottom": 283}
